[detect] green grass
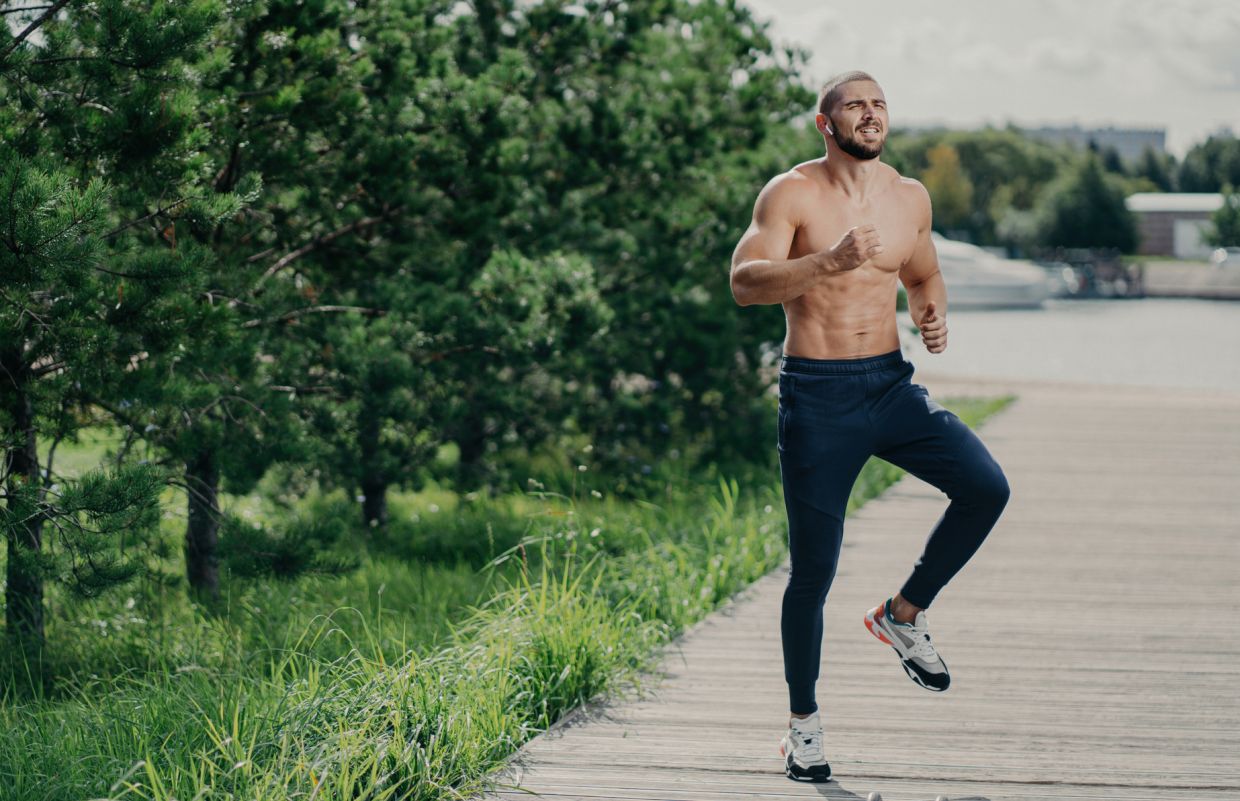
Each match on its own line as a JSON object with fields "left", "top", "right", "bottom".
{"left": 1, "top": 394, "right": 1015, "bottom": 801}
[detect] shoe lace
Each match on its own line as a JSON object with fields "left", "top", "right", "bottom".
{"left": 790, "top": 725, "right": 825, "bottom": 764}
{"left": 904, "top": 624, "right": 940, "bottom": 661}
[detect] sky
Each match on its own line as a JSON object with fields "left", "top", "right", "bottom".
{"left": 741, "top": 0, "right": 1240, "bottom": 157}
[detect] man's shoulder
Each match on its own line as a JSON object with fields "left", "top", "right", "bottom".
{"left": 766, "top": 160, "right": 821, "bottom": 195}
{"left": 892, "top": 169, "right": 932, "bottom": 202}
{"left": 886, "top": 170, "right": 933, "bottom": 227}
{"left": 788, "top": 158, "right": 826, "bottom": 179}
{"left": 754, "top": 162, "right": 819, "bottom": 216}
{"left": 890, "top": 171, "right": 932, "bottom": 208}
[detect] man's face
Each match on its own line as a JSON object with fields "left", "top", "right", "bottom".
{"left": 819, "top": 80, "right": 888, "bottom": 160}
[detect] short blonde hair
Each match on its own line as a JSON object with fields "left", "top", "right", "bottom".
{"left": 817, "top": 71, "right": 878, "bottom": 116}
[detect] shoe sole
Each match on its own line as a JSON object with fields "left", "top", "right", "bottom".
{"left": 864, "top": 604, "right": 950, "bottom": 693}
{"left": 779, "top": 740, "right": 831, "bottom": 782}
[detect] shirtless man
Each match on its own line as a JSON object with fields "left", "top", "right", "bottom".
{"left": 730, "top": 71, "right": 1011, "bottom": 783}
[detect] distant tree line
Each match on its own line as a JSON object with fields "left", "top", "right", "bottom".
{"left": 856, "top": 126, "right": 1240, "bottom": 254}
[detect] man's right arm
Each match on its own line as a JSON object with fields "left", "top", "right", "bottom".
{"left": 729, "top": 174, "right": 827, "bottom": 307}
{"left": 729, "top": 175, "right": 882, "bottom": 306}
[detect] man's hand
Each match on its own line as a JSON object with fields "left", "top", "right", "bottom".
{"left": 918, "top": 301, "right": 947, "bottom": 353}
{"left": 824, "top": 224, "right": 882, "bottom": 273}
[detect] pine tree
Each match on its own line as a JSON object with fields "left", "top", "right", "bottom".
{"left": 1, "top": 1, "right": 250, "bottom": 659}
{"left": 1207, "top": 185, "right": 1240, "bottom": 247}
{"left": 1179, "top": 133, "right": 1240, "bottom": 192}
{"left": 426, "top": 0, "right": 814, "bottom": 486}
{"left": 1036, "top": 154, "right": 1138, "bottom": 252}
{"left": 96, "top": 0, "right": 388, "bottom": 601}
{"left": 1136, "top": 146, "right": 1176, "bottom": 192}
{"left": 244, "top": 0, "right": 617, "bottom": 521}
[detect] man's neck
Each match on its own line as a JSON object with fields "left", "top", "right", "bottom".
{"left": 823, "top": 146, "right": 882, "bottom": 202}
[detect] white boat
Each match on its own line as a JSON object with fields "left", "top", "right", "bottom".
{"left": 929, "top": 233, "right": 1052, "bottom": 309}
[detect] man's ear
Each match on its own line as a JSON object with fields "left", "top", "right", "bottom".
{"left": 817, "top": 112, "right": 833, "bottom": 136}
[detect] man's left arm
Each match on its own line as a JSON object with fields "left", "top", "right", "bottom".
{"left": 899, "top": 181, "right": 948, "bottom": 354}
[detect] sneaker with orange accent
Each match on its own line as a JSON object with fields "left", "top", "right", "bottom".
{"left": 778, "top": 710, "right": 831, "bottom": 782}
{"left": 864, "top": 598, "right": 950, "bottom": 692}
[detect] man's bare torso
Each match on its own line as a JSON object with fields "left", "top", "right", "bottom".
{"left": 780, "top": 159, "right": 922, "bottom": 359}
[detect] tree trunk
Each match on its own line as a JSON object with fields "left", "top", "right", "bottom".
{"left": 184, "top": 446, "right": 221, "bottom": 603}
{"left": 358, "top": 412, "right": 388, "bottom": 530}
{"left": 2, "top": 349, "right": 46, "bottom": 658}
{"left": 474, "top": 0, "right": 501, "bottom": 62}
{"left": 455, "top": 418, "right": 488, "bottom": 475}
{"left": 361, "top": 474, "right": 388, "bottom": 531}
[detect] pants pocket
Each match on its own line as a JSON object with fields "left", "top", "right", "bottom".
{"left": 777, "top": 374, "right": 796, "bottom": 453}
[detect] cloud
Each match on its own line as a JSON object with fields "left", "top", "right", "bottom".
{"left": 1027, "top": 39, "right": 1104, "bottom": 75}
{"left": 951, "top": 41, "right": 1024, "bottom": 76}
{"left": 1119, "top": 0, "right": 1240, "bottom": 49}
{"left": 1156, "top": 50, "right": 1237, "bottom": 90}
{"left": 742, "top": 0, "right": 1240, "bottom": 154}
{"left": 1115, "top": 0, "right": 1240, "bottom": 88}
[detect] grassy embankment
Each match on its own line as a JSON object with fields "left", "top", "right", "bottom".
{"left": 0, "top": 394, "right": 1014, "bottom": 801}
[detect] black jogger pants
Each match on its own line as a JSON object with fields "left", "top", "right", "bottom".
{"left": 777, "top": 348, "right": 1011, "bottom": 715}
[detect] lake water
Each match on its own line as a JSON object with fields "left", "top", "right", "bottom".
{"left": 904, "top": 298, "right": 1240, "bottom": 393}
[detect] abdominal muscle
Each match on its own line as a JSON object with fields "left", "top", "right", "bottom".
{"left": 781, "top": 266, "right": 902, "bottom": 359}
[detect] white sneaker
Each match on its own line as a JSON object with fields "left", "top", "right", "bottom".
{"left": 778, "top": 710, "right": 831, "bottom": 782}
{"left": 864, "top": 597, "right": 951, "bottom": 692}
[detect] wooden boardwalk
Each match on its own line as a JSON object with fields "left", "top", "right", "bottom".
{"left": 475, "top": 376, "right": 1240, "bottom": 801}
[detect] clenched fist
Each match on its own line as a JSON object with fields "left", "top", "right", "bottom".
{"left": 919, "top": 301, "right": 947, "bottom": 354}
{"left": 826, "top": 224, "right": 883, "bottom": 273}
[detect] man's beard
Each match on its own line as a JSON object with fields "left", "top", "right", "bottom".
{"left": 828, "top": 115, "right": 883, "bottom": 160}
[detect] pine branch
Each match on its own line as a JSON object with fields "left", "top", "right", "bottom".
{"left": 112, "top": 420, "right": 142, "bottom": 467}
{"left": 30, "top": 211, "right": 97, "bottom": 253}
{"left": 0, "top": 0, "right": 70, "bottom": 62}
{"left": 28, "top": 55, "right": 150, "bottom": 69}
{"left": 41, "top": 87, "right": 113, "bottom": 114}
{"left": 204, "top": 289, "right": 258, "bottom": 311}
{"left": 267, "top": 384, "right": 336, "bottom": 394}
{"left": 243, "top": 246, "right": 277, "bottom": 264}
{"left": 103, "top": 197, "right": 190, "bottom": 239}
{"left": 92, "top": 263, "right": 171, "bottom": 280}
{"left": 424, "top": 344, "right": 502, "bottom": 362}
{"left": 0, "top": 285, "right": 52, "bottom": 332}
{"left": 197, "top": 392, "right": 267, "bottom": 423}
{"left": 30, "top": 359, "right": 66, "bottom": 378}
{"left": 88, "top": 397, "right": 146, "bottom": 438}
{"left": 163, "top": 476, "right": 225, "bottom": 520}
{"left": 253, "top": 216, "right": 384, "bottom": 285}
{"left": 240, "top": 304, "right": 387, "bottom": 329}
{"left": 213, "top": 141, "right": 242, "bottom": 193}
{"left": 248, "top": 206, "right": 403, "bottom": 294}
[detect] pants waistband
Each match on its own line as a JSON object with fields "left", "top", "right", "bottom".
{"left": 779, "top": 348, "right": 906, "bottom": 375}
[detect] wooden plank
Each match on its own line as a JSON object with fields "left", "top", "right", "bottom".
{"left": 497, "top": 762, "right": 1240, "bottom": 793}
{"left": 470, "top": 379, "right": 1240, "bottom": 801}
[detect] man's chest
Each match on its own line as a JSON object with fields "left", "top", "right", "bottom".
{"left": 791, "top": 200, "right": 920, "bottom": 274}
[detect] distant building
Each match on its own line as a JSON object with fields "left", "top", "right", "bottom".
{"left": 1022, "top": 125, "right": 1166, "bottom": 161}
{"left": 1125, "top": 193, "right": 1224, "bottom": 259}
